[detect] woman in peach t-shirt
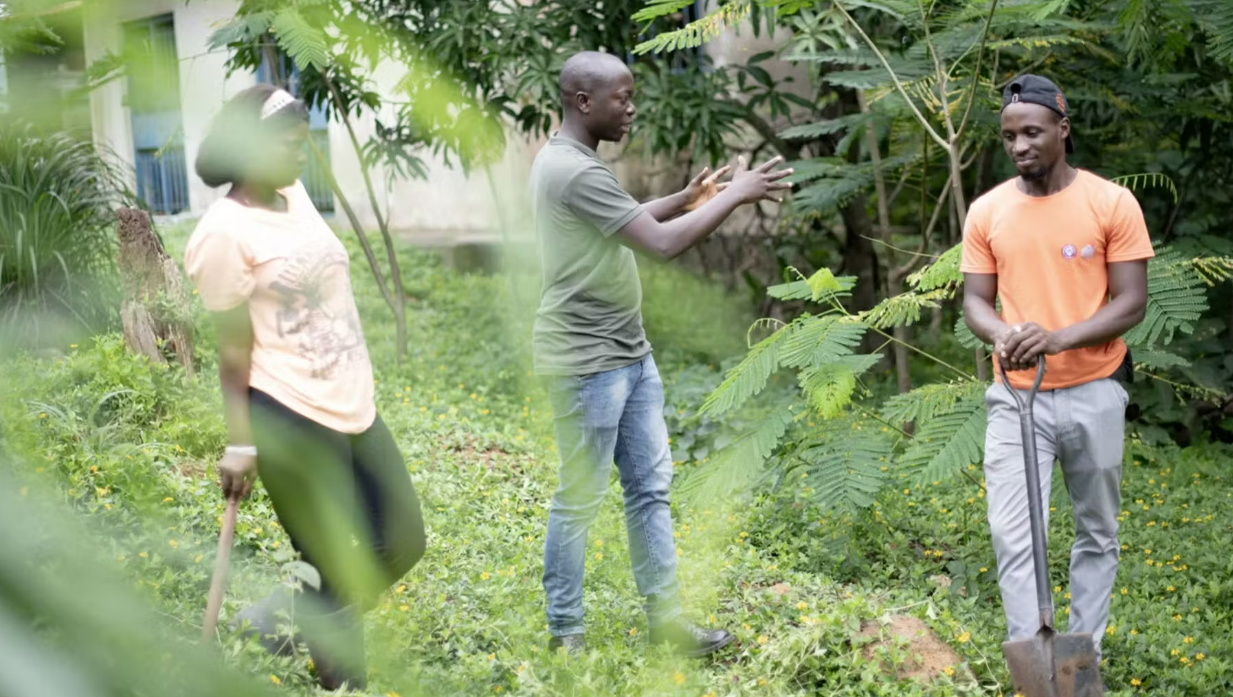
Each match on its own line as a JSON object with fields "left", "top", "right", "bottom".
{"left": 185, "top": 84, "right": 424, "bottom": 691}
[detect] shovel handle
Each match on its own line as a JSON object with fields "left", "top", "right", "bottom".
{"left": 998, "top": 356, "right": 1055, "bottom": 629}
{"left": 997, "top": 354, "right": 1046, "bottom": 412}
{"left": 201, "top": 493, "right": 240, "bottom": 642}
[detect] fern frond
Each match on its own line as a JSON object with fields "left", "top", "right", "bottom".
{"left": 1191, "top": 256, "right": 1233, "bottom": 286}
{"left": 699, "top": 319, "right": 794, "bottom": 418}
{"left": 807, "top": 267, "right": 844, "bottom": 301}
{"left": 796, "top": 419, "right": 894, "bottom": 513}
{"left": 954, "top": 313, "right": 987, "bottom": 350}
{"left": 632, "top": 0, "right": 697, "bottom": 23}
{"left": 1112, "top": 173, "right": 1178, "bottom": 203}
{"left": 837, "top": 0, "right": 914, "bottom": 23}
{"left": 272, "top": 9, "right": 329, "bottom": 72}
{"left": 633, "top": 0, "right": 753, "bottom": 55}
{"left": 1029, "top": 0, "right": 1073, "bottom": 21}
{"left": 676, "top": 407, "right": 794, "bottom": 503}
{"left": 798, "top": 354, "right": 882, "bottom": 419}
{"left": 899, "top": 389, "right": 987, "bottom": 484}
{"left": 985, "top": 34, "right": 1091, "bottom": 53}
{"left": 1131, "top": 349, "right": 1191, "bottom": 371}
{"left": 779, "top": 315, "right": 867, "bottom": 369}
{"left": 881, "top": 379, "right": 984, "bottom": 426}
{"left": 767, "top": 273, "right": 858, "bottom": 303}
{"left": 825, "top": 63, "right": 933, "bottom": 92}
{"left": 791, "top": 153, "right": 919, "bottom": 215}
{"left": 785, "top": 157, "right": 848, "bottom": 183}
{"left": 1192, "top": 0, "right": 1233, "bottom": 63}
{"left": 779, "top": 113, "right": 875, "bottom": 141}
{"left": 1124, "top": 247, "right": 1209, "bottom": 347}
{"left": 908, "top": 243, "right": 963, "bottom": 291}
{"left": 859, "top": 288, "right": 951, "bottom": 330}
{"left": 207, "top": 11, "right": 275, "bottom": 49}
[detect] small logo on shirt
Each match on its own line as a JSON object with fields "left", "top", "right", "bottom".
{"left": 1080, "top": 244, "right": 1096, "bottom": 259}
{"left": 1062, "top": 244, "right": 1077, "bottom": 259}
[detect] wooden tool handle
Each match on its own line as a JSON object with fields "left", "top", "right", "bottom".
{"left": 201, "top": 494, "right": 240, "bottom": 642}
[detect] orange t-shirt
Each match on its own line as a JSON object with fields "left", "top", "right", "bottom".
{"left": 184, "top": 180, "right": 377, "bottom": 434}
{"left": 960, "top": 169, "right": 1155, "bottom": 391}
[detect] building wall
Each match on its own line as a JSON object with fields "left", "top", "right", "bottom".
{"left": 83, "top": 0, "right": 252, "bottom": 214}
{"left": 80, "top": 0, "right": 518, "bottom": 238}
{"left": 79, "top": 1, "right": 792, "bottom": 242}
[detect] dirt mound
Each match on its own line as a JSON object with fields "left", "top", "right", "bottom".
{"left": 857, "top": 615, "right": 962, "bottom": 681}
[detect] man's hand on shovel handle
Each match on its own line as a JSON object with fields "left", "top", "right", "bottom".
{"left": 218, "top": 450, "right": 256, "bottom": 500}
{"left": 995, "top": 322, "right": 1064, "bottom": 372}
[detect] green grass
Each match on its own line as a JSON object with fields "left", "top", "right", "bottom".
{"left": 2, "top": 223, "right": 1230, "bottom": 697}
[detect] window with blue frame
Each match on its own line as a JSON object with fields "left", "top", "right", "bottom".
{"left": 256, "top": 53, "right": 335, "bottom": 213}
{"left": 123, "top": 14, "right": 189, "bottom": 216}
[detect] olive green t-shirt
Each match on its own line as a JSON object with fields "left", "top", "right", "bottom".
{"left": 530, "top": 134, "right": 651, "bottom": 376}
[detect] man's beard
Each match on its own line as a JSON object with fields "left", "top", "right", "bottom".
{"left": 1021, "top": 161, "right": 1053, "bottom": 181}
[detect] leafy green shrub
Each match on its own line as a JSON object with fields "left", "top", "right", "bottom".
{"left": 0, "top": 123, "right": 132, "bottom": 349}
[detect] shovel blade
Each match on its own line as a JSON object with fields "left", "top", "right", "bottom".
{"left": 1003, "top": 631, "right": 1104, "bottom": 697}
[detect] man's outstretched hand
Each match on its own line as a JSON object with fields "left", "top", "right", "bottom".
{"left": 682, "top": 164, "right": 732, "bottom": 212}
{"left": 995, "top": 322, "right": 1065, "bottom": 371}
{"left": 727, "top": 155, "right": 793, "bottom": 205}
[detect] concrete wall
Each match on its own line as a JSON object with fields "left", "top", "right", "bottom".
{"left": 80, "top": 0, "right": 517, "bottom": 238}
{"left": 83, "top": 0, "right": 253, "bottom": 214}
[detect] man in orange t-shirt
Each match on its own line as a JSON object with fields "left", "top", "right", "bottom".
{"left": 961, "top": 74, "right": 1154, "bottom": 658}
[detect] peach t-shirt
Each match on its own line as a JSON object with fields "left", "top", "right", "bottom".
{"left": 961, "top": 169, "right": 1155, "bottom": 391}
{"left": 184, "top": 180, "right": 376, "bottom": 434}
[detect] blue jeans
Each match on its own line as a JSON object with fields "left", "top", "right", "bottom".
{"left": 542, "top": 354, "right": 682, "bottom": 637}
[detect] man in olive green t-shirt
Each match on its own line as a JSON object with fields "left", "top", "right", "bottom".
{"left": 531, "top": 50, "right": 791, "bottom": 658}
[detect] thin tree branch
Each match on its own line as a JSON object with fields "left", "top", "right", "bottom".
{"left": 893, "top": 173, "right": 951, "bottom": 279}
{"left": 307, "top": 136, "right": 393, "bottom": 310}
{"left": 962, "top": 142, "right": 981, "bottom": 169}
{"left": 833, "top": 2, "right": 949, "bottom": 151}
{"left": 887, "top": 163, "right": 915, "bottom": 208}
{"left": 324, "top": 69, "right": 408, "bottom": 355}
{"left": 956, "top": 0, "right": 1002, "bottom": 140}
{"left": 921, "top": 1, "right": 950, "bottom": 136}
{"left": 861, "top": 235, "right": 942, "bottom": 261}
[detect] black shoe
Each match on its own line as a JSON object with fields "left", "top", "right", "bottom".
{"left": 649, "top": 619, "right": 733, "bottom": 658}
{"left": 547, "top": 633, "right": 587, "bottom": 656}
{"left": 230, "top": 587, "right": 299, "bottom": 657}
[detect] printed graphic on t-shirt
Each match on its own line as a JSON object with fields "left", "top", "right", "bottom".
{"left": 269, "top": 242, "right": 366, "bottom": 380}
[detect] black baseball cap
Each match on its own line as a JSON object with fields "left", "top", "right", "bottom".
{"left": 1001, "top": 74, "right": 1073, "bottom": 153}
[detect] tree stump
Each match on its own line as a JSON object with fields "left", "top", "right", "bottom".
{"left": 116, "top": 208, "right": 195, "bottom": 376}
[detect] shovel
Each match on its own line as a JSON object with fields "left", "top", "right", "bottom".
{"left": 201, "top": 493, "right": 240, "bottom": 642}
{"left": 998, "top": 356, "right": 1104, "bottom": 697}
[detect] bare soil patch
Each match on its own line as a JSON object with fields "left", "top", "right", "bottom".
{"left": 857, "top": 615, "right": 962, "bottom": 681}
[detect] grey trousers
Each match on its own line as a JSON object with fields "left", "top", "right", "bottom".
{"left": 983, "top": 376, "right": 1129, "bottom": 654}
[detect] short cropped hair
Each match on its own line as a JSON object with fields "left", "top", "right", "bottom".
{"left": 195, "top": 83, "right": 311, "bottom": 188}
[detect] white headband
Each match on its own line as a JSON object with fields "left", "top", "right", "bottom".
{"left": 260, "top": 89, "right": 298, "bottom": 120}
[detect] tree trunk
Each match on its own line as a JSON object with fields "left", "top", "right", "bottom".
{"left": 839, "top": 195, "right": 881, "bottom": 357}
{"left": 115, "top": 208, "right": 195, "bottom": 376}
